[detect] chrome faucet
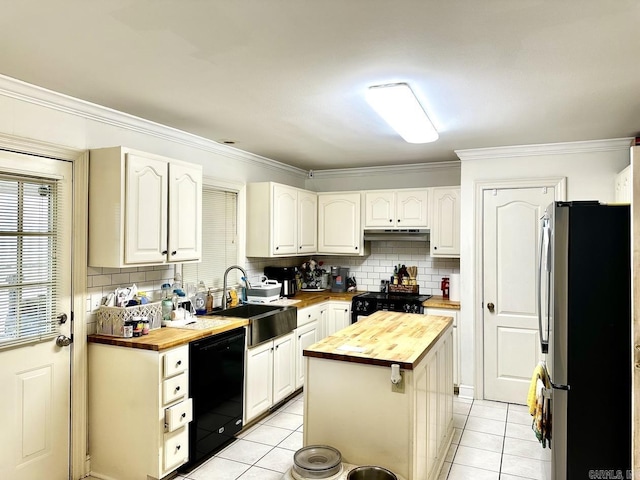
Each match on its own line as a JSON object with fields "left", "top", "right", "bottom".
{"left": 222, "top": 265, "right": 249, "bottom": 309}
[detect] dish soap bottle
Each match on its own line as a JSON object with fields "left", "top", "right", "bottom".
{"left": 161, "top": 283, "right": 173, "bottom": 321}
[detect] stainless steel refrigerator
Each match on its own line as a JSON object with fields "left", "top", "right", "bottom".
{"left": 539, "top": 201, "right": 631, "bottom": 479}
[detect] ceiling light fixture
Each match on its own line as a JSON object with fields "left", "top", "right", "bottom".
{"left": 365, "top": 83, "right": 438, "bottom": 144}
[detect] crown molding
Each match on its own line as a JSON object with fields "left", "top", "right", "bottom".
{"left": 312, "top": 160, "right": 460, "bottom": 179}
{"left": 455, "top": 137, "right": 633, "bottom": 161}
{"left": 0, "top": 74, "right": 307, "bottom": 178}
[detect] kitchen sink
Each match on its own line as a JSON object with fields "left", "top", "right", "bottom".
{"left": 209, "top": 304, "right": 297, "bottom": 346}
{"left": 209, "top": 304, "right": 282, "bottom": 318}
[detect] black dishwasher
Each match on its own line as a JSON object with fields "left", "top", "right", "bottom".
{"left": 185, "top": 328, "right": 245, "bottom": 469}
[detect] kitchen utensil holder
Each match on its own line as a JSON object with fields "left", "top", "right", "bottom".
{"left": 96, "top": 301, "right": 162, "bottom": 337}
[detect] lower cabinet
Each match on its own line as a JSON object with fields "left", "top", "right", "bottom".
{"left": 88, "top": 343, "right": 193, "bottom": 480}
{"left": 325, "top": 301, "right": 351, "bottom": 337}
{"left": 244, "top": 332, "right": 295, "bottom": 423}
{"left": 296, "top": 306, "right": 321, "bottom": 389}
{"left": 424, "top": 307, "right": 459, "bottom": 387}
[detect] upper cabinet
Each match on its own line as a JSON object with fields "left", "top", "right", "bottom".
{"left": 364, "top": 189, "right": 430, "bottom": 229}
{"left": 318, "top": 192, "right": 365, "bottom": 255}
{"left": 246, "top": 182, "right": 317, "bottom": 257}
{"left": 89, "top": 147, "right": 202, "bottom": 268}
{"left": 614, "top": 164, "right": 631, "bottom": 203}
{"left": 430, "top": 187, "right": 460, "bottom": 258}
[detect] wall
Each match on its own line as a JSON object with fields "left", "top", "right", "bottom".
{"left": 306, "top": 162, "right": 460, "bottom": 192}
{"left": 457, "top": 139, "right": 631, "bottom": 399}
{"left": 245, "top": 242, "right": 460, "bottom": 296}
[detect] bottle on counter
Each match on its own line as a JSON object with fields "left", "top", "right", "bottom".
{"left": 161, "top": 283, "right": 173, "bottom": 321}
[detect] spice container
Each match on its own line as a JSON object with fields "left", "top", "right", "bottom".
{"left": 142, "top": 318, "right": 150, "bottom": 335}
{"left": 132, "top": 316, "right": 143, "bottom": 337}
{"left": 123, "top": 320, "right": 134, "bottom": 338}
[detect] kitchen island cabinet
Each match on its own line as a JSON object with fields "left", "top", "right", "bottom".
{"left": 303, "top": 311, "right": 453, "bottom": 480}
{"left": 89, "top": 146, "right": 202, "bottom": 267}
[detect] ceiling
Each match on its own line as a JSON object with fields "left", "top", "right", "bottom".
{"left": 2, "top": 1, "right": 640, "bottom": 170}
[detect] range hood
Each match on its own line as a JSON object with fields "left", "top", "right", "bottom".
{"left": 363, "top": 229, "right": 430, "bottom": 242}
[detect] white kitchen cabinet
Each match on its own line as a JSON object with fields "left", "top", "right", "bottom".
{"left": 304, "top": 323, "right": 453, "bottom": 480}
{"left": 244, "top": 332, "right": 296, "bottom": 422}
{"left": 615, "top": 164, "right": 631, "bottom": 203}
{"left": 295, "top": 305, "right": 322, "bottom": 389}
{"left": 424, "top": 307, "right": 459, "bottom": 387}
{"left": 246, "top": 182, "right": 317, "bottom": 257}
{"left": 89, "top": 146, "right": 202, "bottom": 267}
{"left": 88, "top": 343, "right": 192, "bottom": 480}
{"left": 430, "top": 187, "right": 460, "bottom": 258}
{"left": 325, "top": 301, "right": 351, "bottom": 337}
{"left": 317, "top": 192, "right": 365, "bottom": 255}
{"left": 364, "top": 189, "right": 430, "bottom": 229}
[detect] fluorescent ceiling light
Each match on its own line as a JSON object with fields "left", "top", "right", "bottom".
{"left": 366, "top": 83, "right": 438, "bottom": 144}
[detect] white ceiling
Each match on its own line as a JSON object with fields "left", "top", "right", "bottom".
{"left": 2, "top": 1, "right": 640, "bottom": 170}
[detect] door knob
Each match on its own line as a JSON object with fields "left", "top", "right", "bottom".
{"left": 487, "top": 302, "right": 495, "bottom": 313}
{"left": 55, "top": 335, "right": 72, "bottom": 347}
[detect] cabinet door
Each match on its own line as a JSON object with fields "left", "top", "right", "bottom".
{"left": 396, "top": 189, "right": 430, "bottom": 228}
{"left": 430, "top": 188, "right": 460, "bottom": 257}
{"left": 168, "top": 162, "right": 202, "bottom": 262}
{"left": 298, "top": 190, "right": 318, "bottom": 254}
{"left": 245, "top": 342, "right": 273, "bottom": 422}
{"left": 327, "top": 302, "right": 350, "bottom": 336}
{"left": 125, "top": 154, "right": 168, "bottom": 264}
{"left": 273, "top": 184, "right": 298, "bottom": 255}
{"left": 273, "top": 332, "right": 295, "bottom": 403}
{"left": 296, "top": 322, "right": 319, "bottom": 389}
{"left": 318, "top": 193, "right": 362, "bottom": 254}
{"left": 364, "top": 191, "right": 395, "bottom": 228}
{"left": 615, "top": 165, "right": 631, "bottom": 203}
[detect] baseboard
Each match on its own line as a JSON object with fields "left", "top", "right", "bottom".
{"left": 457, "top": 384, "right": 475, "bottom": 400}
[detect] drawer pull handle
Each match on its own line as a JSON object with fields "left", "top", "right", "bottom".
{"left": 176, "top": 360, "right": 182, "bottom": 366}
{"left": 176, "top": 445, "right": 181, "bottom": 450}
{"left": 181, "top": 413, "right": 186, "bottom": 419}
{"left": 175, "top": 386, "right": 181, "bottom": 392}
{"left": 171, "top": 251, "right": 177, "bottom": 256}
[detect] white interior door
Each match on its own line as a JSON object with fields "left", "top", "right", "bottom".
{"left": 483, "top": 186, "right": 554, "bottom": 403}
{"left": 0, "top": 152, "right": 72, "bottom": 480}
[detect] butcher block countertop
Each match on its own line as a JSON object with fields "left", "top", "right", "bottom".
{"left": 289, "top": 290, "right": 359, "bottom": 308}
{"left": 423, "top": 295, "right": 460, "bottom": 310}
{"left": 87, "top": 318, "right": 248, "bottom": 351}
{"left": 303, "top": 311, "right": 453, "bottom": 370}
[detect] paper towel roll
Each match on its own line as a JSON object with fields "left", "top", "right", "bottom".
{"left": 449, "top": 274, "right": 460, "bottom": 301}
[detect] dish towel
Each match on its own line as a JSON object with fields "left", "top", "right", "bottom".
{"left": 526, "top": 362, "right": 552, "bottom": 448}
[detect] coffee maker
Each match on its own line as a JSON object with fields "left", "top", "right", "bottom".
{"left": 264, "top": 266, "right": 298, "bottom": 298}
{"left": 330, "top": 266, "right": 350, "bottom": 293}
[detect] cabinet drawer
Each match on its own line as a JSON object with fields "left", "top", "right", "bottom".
{"left": 164, "top": 427, "right": 189, "bottom": 471}
{"left": 163, "top": 372, "right": 187, "bottom": 405}
{"left": 165, "top": 398, "right": 193, "bottom": 433}
{"left": 164, "top": 346, "right": 188, "bottom": 378}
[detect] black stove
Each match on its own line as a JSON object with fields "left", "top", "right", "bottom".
{"left": 351, "top": 291, "right": 432, "bottom": 323}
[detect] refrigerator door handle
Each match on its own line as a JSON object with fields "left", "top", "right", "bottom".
{"left": 537, "top": 214, "right": 551, "bottom": 354}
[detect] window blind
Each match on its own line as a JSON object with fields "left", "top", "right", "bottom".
{"left": 183, "top": 188, "right": 239, "bottom": 290}
{"left": 0, "top": 174, "right": 62, "bottom": 348}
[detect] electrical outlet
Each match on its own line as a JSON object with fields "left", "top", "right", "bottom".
{"left": 391, "top": 372, "right": 405, "bottom": 393}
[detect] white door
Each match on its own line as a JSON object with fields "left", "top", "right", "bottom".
{"left": 0, "top": 152, "right": 72, "bottom": 480}
{"left": 483, "top": 186, "right": 554, "bottom": 403}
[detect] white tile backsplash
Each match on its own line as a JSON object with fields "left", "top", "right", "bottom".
{"left": 246, "top": 240, "right": 459, "bottom": 295}
{"left": 85, "top": 264, "right": 176, "bottom": 334}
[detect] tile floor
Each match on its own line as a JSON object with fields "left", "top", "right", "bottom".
{"left": 86, "top": 393, "right": 551, "bottom": 480}
{"left": 169, "top": 394, "right": 551, "bottom": 480}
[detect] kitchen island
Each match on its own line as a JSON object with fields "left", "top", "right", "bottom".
{"left": 303, "top": 311, "right": 454, "bottom": 480}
